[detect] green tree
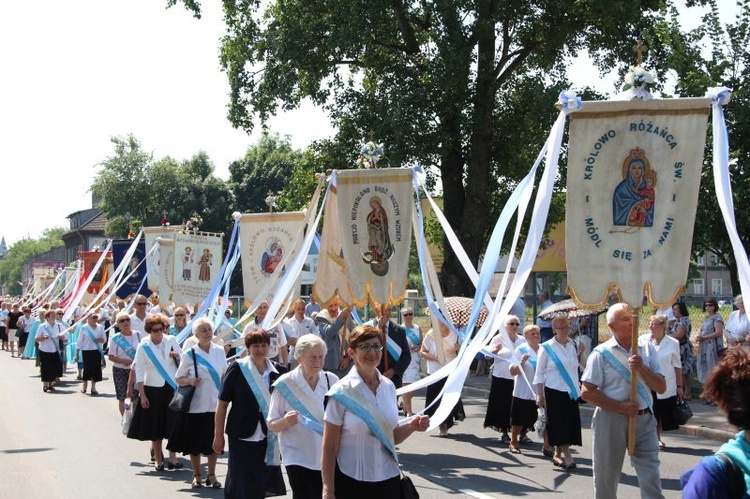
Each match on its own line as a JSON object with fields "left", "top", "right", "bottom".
{"left": 0, "top": 228, "right": 66, "bottom": 295}
{"left": 91, "top": 136, "right": 234, "bottom": 236}
{"left": 171, "top": 0, "right": 661, "bottom": 296}
{"left": 648, "top": 0, "right": 750, "bottom": 296}
{"left": 229, "top": 133, "right": 301, "bottom": 213}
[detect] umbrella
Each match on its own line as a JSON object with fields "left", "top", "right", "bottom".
{"left": 429, "top": 296, "right": 489, "bottom": 329}
{"left": 537, "top": 298, "right": 608, "bottom": 321}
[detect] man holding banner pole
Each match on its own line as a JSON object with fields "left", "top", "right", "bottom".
{"left": 581, "top": 303, "right": 666, "bottom": 499}
{"left": 372, "top": 304, "right": 411, "bottom": 390}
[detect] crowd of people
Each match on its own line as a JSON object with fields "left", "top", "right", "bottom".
{"left": 1, "top": 292, "right": 748, "bottom": 498}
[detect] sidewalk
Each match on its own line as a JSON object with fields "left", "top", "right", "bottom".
{"left": 460, "top": 372, "right": 737, "bottom": 443}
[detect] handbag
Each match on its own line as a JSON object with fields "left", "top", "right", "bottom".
{"left": 400, "top": 473, "right": 419, "bottom": 499}
{"left": 168, "top": 349, "right": 198, "bottom": 412}
{"left": 673, "top": 398, "right": 693, "bottom": 425}
{"left": 121, "top": 397, "right": 135, "bottom": 435}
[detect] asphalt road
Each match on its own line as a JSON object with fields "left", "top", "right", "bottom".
{"left": 0, "top": 356, "right": 720, "bottom": 498}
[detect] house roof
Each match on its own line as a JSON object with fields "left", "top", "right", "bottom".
{"left": 62, "top": 211, "right": 108, "bottom": 240}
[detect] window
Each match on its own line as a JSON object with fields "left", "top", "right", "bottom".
{"left": 696, "top": 255, "right": 705, "bottom": 266}
{"left": 693, "top": 279, "right": 705, "bottom": 295}
{"left": 711, "top": 279, "right": 723, "bottom": 295}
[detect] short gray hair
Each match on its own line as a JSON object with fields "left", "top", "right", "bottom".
{"left": 606, "top": 303, "right": 630, "bottom": 325}
{"left": 192, "top": 317, "right": 214, "bottom": 334}
{"left": 294, "top": 334, "right": 327, "bottom": 360}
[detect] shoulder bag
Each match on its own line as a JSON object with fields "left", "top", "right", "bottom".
{"left": 168, "top": 349, "right": 198, "bottom": 412}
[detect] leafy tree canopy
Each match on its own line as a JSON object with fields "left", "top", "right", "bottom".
{"left": 0, "top": 228, "right": 66, "bottom": 295}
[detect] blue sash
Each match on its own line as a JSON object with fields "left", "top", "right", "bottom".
{"left": 82, "top": 326, "right": 103, "bottom": 355}
{"left": 274, "top": 372, "right": 325, "bottom": 435}
{"left": 385, "top": 333, "right": 402, "bottom": 361}
{"left": 141, "top": 343, "right": 178, "bottom": 390}
{"left": 600, "top": 347, "right": 653, "bottom": 411}
{"left": 193, "top": 349, "right": 222, "bottom": 391}
{"left": 541, "top": 342, "right": 579, "bottom": 400}
{"left": 404, "top": 326, "right": 420, "bottom": 346}
{"left": 327, "top": 383, "right": 398, "bottom": 463}
{"left": 518, "top": 345, "right": 537, "bottom": 370}
{"left": 237, "top": 358, "right": 280, "bottom": 466}
{"left": 111, "top": 333, "right": 139, "bottom": 360}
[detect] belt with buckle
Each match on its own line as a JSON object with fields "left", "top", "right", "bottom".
{"left": 636, "top": 408, "right": 652, "bottom": 416}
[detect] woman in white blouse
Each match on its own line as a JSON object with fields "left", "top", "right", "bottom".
{"left": 127, "top": 314, "right": 182, "bottom": 471}
{"left": 420, "top": 320, "right": 461, "bottom": 436}
{"left": 35, "top": 309, "right": 68, "bottom": 393}
{"left": 638, "top": 315, "right": 682, "bottom": 449}
{"left": 533, "top": 315, "right": 582, "bottom": 470}
{"left": 322, "top": 325, "right": 429, "bottom": 499}
{"left": 508, "top": 325, "right": 544, "bottom": 455}
{"left": 724, "top": 295, "right": 748, "bottom": 349}
{"left": 268, "top": 334, "right": 339, "bottom": 499}
{"left": 167, "top": 318, "right": 227, "bottom": 489}
{"left": 76, "top": 312, "right": 106, "bottom": 395}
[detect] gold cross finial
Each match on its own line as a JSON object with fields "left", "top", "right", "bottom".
{"left": 634, "top": 40, "right": 646, "bottom": 66}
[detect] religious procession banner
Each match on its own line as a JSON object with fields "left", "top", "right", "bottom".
{"left": 312, "top": 185, "right": 351, "bottom": 307}
{"left": 171, "top": 231, "right": 223, "bottom": 307}
{"left": 565, "top": 98, "right": 711, "bottom": 307}
{"left": 335, "top": 168, "right": 414, "bottom": 307}
{"left": 112, "top": 238, "right": 150, "bottom": 299}
{"left": 239, "top": 211, "right": 306, "bottom": 305}
{"left": 143, "top": 225, "right": 179, "bottom": 293}
{"left": 81, "top": 250, "right": 111, "bottom": 296}
{"left": 158, "top": 239, "right": 175, "bottom": 301}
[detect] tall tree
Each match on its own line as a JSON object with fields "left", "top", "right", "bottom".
{"left": 646, "top": 0, "right": 750, "bottom": 295}
{"left": 171, "top": 0, "right": 662, "bottom": 296}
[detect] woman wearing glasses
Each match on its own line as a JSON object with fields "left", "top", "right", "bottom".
{"left": 322, "top": 325, "right": 430, "bottom": 498}
{"left": 638, "top": 315, "right": 682, "bottom": 449}
{"left": 35, "top": 309, "right": 68, "bottom": 392}
{"left": 108, "top": 311, "right": 143, "bottom": 416}
{"left": 127, "top": 314, "right": 183, "bottom": 471}
{"left": 168, "top": 307, "right": 189, "bottom": 336}
{"left": 400, "top": 307, "right": 422, "bottom": 417}
{"left": 696, "top": 298, "right": 724, "bottom": 404}
{"left": 669, "top": 302, "right": 695, "bottom": 400}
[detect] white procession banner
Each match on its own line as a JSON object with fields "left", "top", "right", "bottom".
{"left": 239, "top": 211, "right": 306, "bottom": 304}
{"left": 336, "top": 169, "right": 413, "bottom": 307}
{"left": 312, "top": 182, "right": 350, "bottom": 307}
{"left": 159, "top": 239, "right": 175, "bottom": 301}
{"left": 171, "top": 232, "right": 223, "bottom": 307}
{"left": 143, "top": 226, "right": 178, "bottom": 293}
{"left": 566, "top": 98, "right": 710, "bottom": 307}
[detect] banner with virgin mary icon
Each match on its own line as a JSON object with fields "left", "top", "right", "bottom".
{"left": 565, "top": 97, "right": 710, "bottom": 308}
{"left": 335, "top": 169, "right": 414, "bottom": 307}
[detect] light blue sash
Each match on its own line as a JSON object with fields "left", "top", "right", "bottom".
{"left": 600, "top": 347, "right": 653, "bottom": 411}
{"left": 541, "top": 342, "right": 579, "bottom": 400}
{"left": 141, "top": 343, "right": 178, "bottom": 390}
{"left": 404, "top": 326, "right": 420, "bottom": 346}
{"left": 327, "top": 383, "right": 398, "bottom": 463}
{"left": 111, "top": 333, "right": 139, "bottom": 360}
{"left": 192, "top": 349, "right": 222, "bottom": 391}
{"left": 385, "top": 332, "right": 402, "bottom": 361}
{"left": 82, "top": 325, "right": 103, "bottom": 355}
{"left": 274, "top": 372, "right": 325, "bottom": 435}
{"left": 237, "top": 358, "right": 280, "bottom": 466}
{"left": 518, "top": 345, "right": 537, "bottom": 370}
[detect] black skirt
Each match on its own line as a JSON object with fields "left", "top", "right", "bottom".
{"left": 225, "top": 438, "right": 287, "bottom": 499}
{"left": 127, "top": 384, "right": 178, "bottom": 441}
{"left": 424, "top": 377, "right": 462, "bottom": 430}
{"left": 510, "top": 397, "right": 538, "bottom": 430}
{"left": 544, "top": 387, "right": 582, "bottom": 447}
{"left": 39, "top": 351, "right": 62, "bottom": 382}
{"left": 167, "top": 411, "right": 216, "bottom": 456}
{"left": 654, "top": 395, "right": 679, "bottom": 431}
{"left": 484, "top": 376, "right": 514, "bottom": 432}
{"left": 81, "top": 350, "right": 103, "bottom": 382}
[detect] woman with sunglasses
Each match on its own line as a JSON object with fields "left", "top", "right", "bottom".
{"left": 168, "top": 307, "right": 189, "bottom": 336}
{"left": 108, "top": 311, "right": 143, "bottom": 416}
{"left": 696, "top": 298, "right": 724, "bottom": 404}
{"left": 399, "top": 307, "right": 422, "bottom": 417}
{"left": 322, "top": 325, "right": 430, "bottom": 499}
{"left": 127, "top": 314, "right": 183, "bottom": 471}
{"left": 639, "top": 314, "right": 682, "bottom": 449}
{"left": 669, "top": 302, "right": 695, "bottom": 400}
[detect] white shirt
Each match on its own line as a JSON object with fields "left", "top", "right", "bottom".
{"left": 107, "top": 331, "right": 143, "bottom": 369}
{"left": 283, "top": 315, "right": 319, "bottom": 357}
{"left": 638, "top": 334, "right": 681, "bottom": 399}
{"left": 244, "top": 321, "right": 287, "bottom": 361}
{"left": 511, "top": 344, "right": 539, "bottom": 400}
{"left": 175, "top": 343, "right": 228, "bottom": 413}
{"left": 490, "top": 334, "right": 525, "bottom": 379}
{"left": 129, "top": 313, "right": 150, "bottom": 335}
{"left": 324, "top": 368, "right": 400, "bottom": 482}
{"left": 243, "top": 358, "right": 279, "bottom": 442}
{"left": 133, "top": 335, "right": 182, "bottom": 387}
{"left": 268, "top": 367, "right": 339, "bottom": 470}
{"left": 533, "top": 337, "right": 580, "bottom": 395}
{"left": 76, "top": 324, "right": 106, "bottom": 351}
{"left": 35, "top": 321, "right": 68, "bottom": 353}
{"left": 725, "top": 310, "right": 750, "bottom": 343}
{"left": 421, "top": 329, "right": 458, "bottom": 374}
